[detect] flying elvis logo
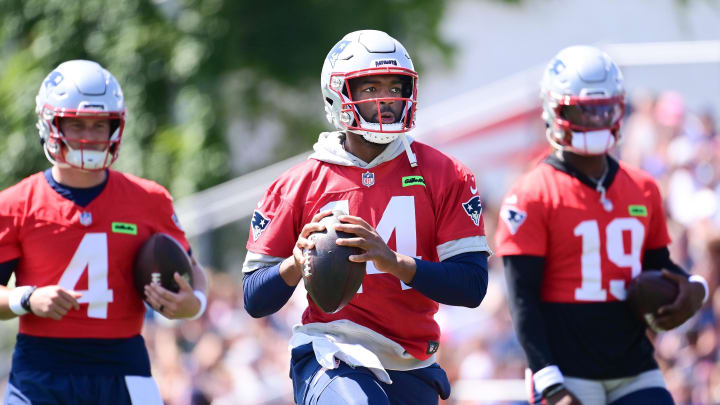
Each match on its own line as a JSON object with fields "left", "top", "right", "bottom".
{"left": 374, "top": 59, "right": 399, "bottom": 67}
{"left": 462, "top": 196, "right": 483, "bottom": 226}
{"left": 500, "top": 205, "right": 527, "bottom": 235}
{"left": 327, "top": 40, "right": 350, "bottom": 68}
{"left": 44, "top": 71, "right": 64, "bottom": 89}
{"left": 251, "top": 210, "right": 272, "bottom": 241}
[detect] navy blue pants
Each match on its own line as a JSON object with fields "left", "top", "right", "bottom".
{"left": 290, "top": 343, "right": 450, "bottom": 405}
{"left": 4, "top": 370, "right": 134, "bottom": 405}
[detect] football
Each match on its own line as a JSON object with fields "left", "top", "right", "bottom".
{"left": 133, "top": 233, "right": 193, "bottom": 299}
{"left": 303, "top": 211, "right": 366, "bottom": 314}
{"left": 626, "top": 270, "right": 679, "bottom": 325}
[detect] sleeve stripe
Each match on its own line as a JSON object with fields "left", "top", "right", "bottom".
{"left": 437, "top": 236, "right": 492, "bottom": 262}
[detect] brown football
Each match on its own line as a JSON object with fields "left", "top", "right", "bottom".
{"left": 303, "top": 211, "right": 366, "bottom": 314}
{"left": 626, "top": 270, "right": 679, "bottom": 325}
{"left": 133, "top": 233, "right": 193, "bottom": 299}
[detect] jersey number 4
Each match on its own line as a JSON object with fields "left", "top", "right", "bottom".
{"left": 57, "top": 233, "right": 114, "bottom": 318}
{"left": 574, "top": 218, "right": 644, "bottom": 301}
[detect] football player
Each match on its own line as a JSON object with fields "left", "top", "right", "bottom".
{"left": 0, "top": 60, "right": 209, "bottom": 404}
{"left": 242, "top": 30, "right": 491, "bottom": 405}
{"left": 495, "top": 45, "right": 709, "bottom": 405}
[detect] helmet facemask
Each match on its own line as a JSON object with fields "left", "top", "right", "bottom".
{"left": 329, "top": 68, "right": 418, "bottom": 144}
{"left": 40, "top": 107, "right": 125, "bottom": 171}
{"left": 546, "top": 93, "right": 625, "bottom": 155}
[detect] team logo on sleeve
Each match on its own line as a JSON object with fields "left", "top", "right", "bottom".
{"left": 251, "top": 210, "right": 272, "bottom": 241}
{"left": 462, "top": 196, "right": 483, "bottom": 226}
{"left": 500, "top": 205, "right": 527, "bottom": 235}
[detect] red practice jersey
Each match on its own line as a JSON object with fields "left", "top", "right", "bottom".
{"left": 495, "top": 156, "right": 670, "bottom": 303}
{"left": 0, "top": 170, "right": 190, "bottom": 338}
{"left": 247, "top": 141, "right": 487, "bottom": 360}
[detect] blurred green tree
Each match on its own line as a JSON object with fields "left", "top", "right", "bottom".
{"left": 0, "top": 0, "right": 460, "bottom": 195}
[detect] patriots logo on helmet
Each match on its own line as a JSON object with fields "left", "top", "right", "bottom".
{"left": 44, "top": 71, "right": 64, "bottom": 89}
{"left": 462, "top": 196, "right": 483, "bottom": 226}
{"left": 500, "top": 205, "right": 527, "bottom": 235}
{"left": 251, "top": 210, "right": 272, "bottom": 241}
{"left": 550, "top": 59, "right": 566, "bottom": 75}
{"left": 327, "top": 40, "right": 351, "bottom": 68}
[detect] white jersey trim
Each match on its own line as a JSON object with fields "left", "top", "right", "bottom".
{"left": 242, "top": 251, "right": 284, "bottom": 273}
{"left": 437, "top": 236, "right": 492, "bottom": 262}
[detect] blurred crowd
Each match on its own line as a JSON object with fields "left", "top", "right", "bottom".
{"left": 141, "top": 90, "right": 720, "bottom": 405}
{"left": 620, "top": 91, "right": 720, "bottom": 405}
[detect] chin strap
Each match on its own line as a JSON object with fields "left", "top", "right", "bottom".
{"left": 399, "top": 132, "right": 417, "bottom": 167}
{"left": 593, "top": 163, "right": 613, "bottom": 212}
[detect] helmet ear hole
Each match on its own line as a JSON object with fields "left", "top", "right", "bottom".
{"left": 109, "top": 119, "right": 121, "bottom": 137}
{"left": 325, "top": 97, "right": 334, "bottom": 106}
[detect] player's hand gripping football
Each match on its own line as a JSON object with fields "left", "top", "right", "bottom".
{"left": 334, "top": 214, "right": 416, "bottom": 284}
{"left": 546, "top": 387, "right": 582, "bottom": 405}
{"left": 28, "top": 286, "right": 82, "bottom": 320}
{"left": 652, "top": 270, "right": 705, "bottom": 331}
{"left": 144, "top": 272, "right": 201, "bottom": 319}
{"left": 283, "top": 210, "right": 334, "bottom": 286}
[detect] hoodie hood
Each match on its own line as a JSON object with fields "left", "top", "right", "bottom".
{"left": 309, "top": 131, "right": 414, "bottom": 169}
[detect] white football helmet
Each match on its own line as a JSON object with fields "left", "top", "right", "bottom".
{"left": 541, "top": 45, "right": 625, "bottom": 155}
{"left": 321, "top": 30, "right": 418, "bottom": 144}
{"left": 36, "top": 60, "right": 126, "bottom": 170}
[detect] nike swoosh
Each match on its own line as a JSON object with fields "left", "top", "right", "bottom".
{"left": 470, "top": 186, "right": 478, "bottom": 194}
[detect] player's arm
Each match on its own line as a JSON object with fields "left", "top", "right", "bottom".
{"left": 0, "top": 259, "right": 21, "bottom": 319}
{"left": 408, "top": 252, "right": 488, "bottom": 307}
{"left": 0, "top": 259, "right": 82, "bottom": 321}
{"left": 243, "top": 261, "right": 297, "bottom": 318}
{"left": 504, "top": 255, "right": 569, "bottom": 400}
{"left": 243, "top": 210, "right": 331, "bottom": 318}
{"left": 642, "top": 246, "right": 707, "bottom": 330}
{"left": 334, "top": 215, "right": 488, "bottom": 306}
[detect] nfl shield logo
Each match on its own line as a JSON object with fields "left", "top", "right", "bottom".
{"left": 79, "top": 212, "right": 93, "bottom": 227}
{"left": 362, "top": 171, "right": 375, "bottom": 187}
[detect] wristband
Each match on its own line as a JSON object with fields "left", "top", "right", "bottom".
{"left": 533, "top": 365, "right": 564, "bottom": 394}
{"left": 542, "top": 383, "right": 566, "bottom": 399}
{"left": 688, "top": 275, "right": 709, "bottom": 304}
{"left": 187, "top": 290, "right": 207, "bottom": 320}
{"left": 9, "top": 286, "right": 36, "bottom": 316}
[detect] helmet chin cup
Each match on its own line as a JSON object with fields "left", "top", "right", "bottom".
{"left": 568, "top": 129, "right": 615, "bottom": 155}
{"left": 64, "top": 148, "right": 111, "bottom": 170}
